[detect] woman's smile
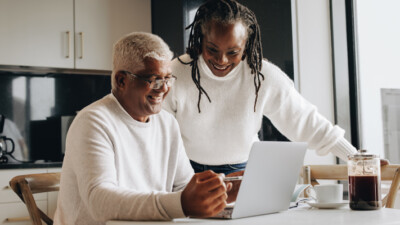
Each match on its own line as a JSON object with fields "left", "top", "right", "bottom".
{"left": 210, "top": 61, "right": 232, "bottom": 71}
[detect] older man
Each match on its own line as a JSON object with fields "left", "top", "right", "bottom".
{"left": 53, "top": 32, "right": 229, "bottom": 225}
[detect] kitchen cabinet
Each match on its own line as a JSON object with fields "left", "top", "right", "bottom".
{"left": 0, "top": 0, "right": 74, "bottom": 69}
{"left": 74, "top": 0, "right": 151, "bottom": 70}
{"left": 0, "top": 0, "right": 151, "bottom": 71}
{"left": 0, "top": 201, "right": 47, "bottom": 225}
{"left": 0, "top": 168, "right": 60, "bottom": 225}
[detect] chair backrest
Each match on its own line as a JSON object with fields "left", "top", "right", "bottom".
{"left": 9, "top": 172, "right": 61, "bottom": 225}
{"left": 301, "top": 165, "right": 400, "bottom": 208}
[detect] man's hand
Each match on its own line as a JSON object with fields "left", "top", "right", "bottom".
{"left": 181, "top": 170, "right": 229, "bottom": 218}
{"left": 225, "top": 170, "right": 244, "bottom": 203}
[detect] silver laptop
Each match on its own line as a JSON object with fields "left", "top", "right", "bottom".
{"left": 212, "top": 141, "right": 307, "bottom": 219}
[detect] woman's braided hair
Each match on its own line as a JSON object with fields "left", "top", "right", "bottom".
{"left": 181, "top": 0, "right": 264, "bottom": 113}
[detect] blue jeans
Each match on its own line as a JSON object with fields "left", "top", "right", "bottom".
{"left": 190, "top": 160, "right": 247, "bottom": 175}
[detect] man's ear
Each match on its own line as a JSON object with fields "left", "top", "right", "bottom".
{"left": 115, "top": 71, "right": 126, "bottom": 89}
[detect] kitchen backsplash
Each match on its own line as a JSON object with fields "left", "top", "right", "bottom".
{"left": 0, "top": 71, "right": 111, "bottom": 163}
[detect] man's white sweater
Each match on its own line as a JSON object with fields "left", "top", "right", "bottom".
{"left": 163, "top": 54, "right": 357, "bottom": 165}
{"left": 54, "top": 94, "right": 194, "bottom": 225}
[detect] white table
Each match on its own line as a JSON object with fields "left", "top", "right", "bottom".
{"left": 106, "top": 206, "right": 400, "bottom": 225}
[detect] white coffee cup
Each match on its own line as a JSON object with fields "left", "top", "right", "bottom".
{"left": 313, "top": 184, "right": 343, "bottom": 203}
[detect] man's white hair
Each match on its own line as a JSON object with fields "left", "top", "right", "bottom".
{"left": 111, "top": 32, "right": 173, "bottom": 90}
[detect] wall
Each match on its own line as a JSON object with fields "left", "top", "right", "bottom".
{"left": 295, "top": 0, "right": 337, "bottom": 165}
{"left": 354, "top": 0, "right": 400, "bottom": 157}
{"left": 151, "top": 0, "right": 185, "bottom": 55}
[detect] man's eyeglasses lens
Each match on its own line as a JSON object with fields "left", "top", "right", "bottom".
{"left": 151, "top": 78, "right": 175, "bottom": 89}
{"left": 124, "top": 71, "right": 176, "bottom": 89}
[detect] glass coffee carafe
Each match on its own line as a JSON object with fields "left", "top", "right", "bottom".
{"left": 348, "top": 149, "right": 382, "bottom": 210}
{"left": 0, "top": 136, "right": 15, "bottom": 163}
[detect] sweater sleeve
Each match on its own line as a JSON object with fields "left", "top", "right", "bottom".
{"left": 171, "top": 118, "right": 194, "bottom": 192}
{"left": 163, "top": 86, "right": 177, "bottom": 117}
{"left": 163, "top": 58, "right": 182, "bottom": 117}
{"left": 67, "top": 112, "right": 187, "bottom": 221}
{"left": 163, "top": 55, "right": 192, "bottom": 117}
{"left": 262, "top": 65, "right": 357, "bottom": 161}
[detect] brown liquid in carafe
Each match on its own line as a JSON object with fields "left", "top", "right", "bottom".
{"left": 349, "top": 175, "right": 381, "bottom": 210}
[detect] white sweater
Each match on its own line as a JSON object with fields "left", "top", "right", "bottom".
{"left": 54, "top": 94, "right": 194, "bottom": 225}
{"left": 163, "top": 54, "right": 357, "bottom": 165}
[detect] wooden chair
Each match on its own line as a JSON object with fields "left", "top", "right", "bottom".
{"left": 9, "top": 173, "right": 61, "bottom": 225}
{"left": 302, "top": 165, "right": 400, "bottom": 208}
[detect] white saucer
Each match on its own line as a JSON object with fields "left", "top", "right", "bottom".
{"left": 307, "top": 200, "right": 349, "bottom": 209}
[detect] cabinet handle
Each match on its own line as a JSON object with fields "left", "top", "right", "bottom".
{"left": 79, "top": 32, "right": 84, "bottom": 59}
{"left": 5, "top": 216, "right": 30, "bottom": 222}
{"left": 66, "top": 31, "right": 70, "bottom": 58}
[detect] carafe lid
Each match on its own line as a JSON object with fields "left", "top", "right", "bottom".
{"left": 348, "top": 149, "right": 379, "bottom": 160}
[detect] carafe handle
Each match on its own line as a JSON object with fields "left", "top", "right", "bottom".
{"left": 1, "top": 137, "right": 15, "bottom": 154}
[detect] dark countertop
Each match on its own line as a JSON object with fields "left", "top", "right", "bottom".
{"left": 0, "top": 161, "right": 62, "bottom": 169}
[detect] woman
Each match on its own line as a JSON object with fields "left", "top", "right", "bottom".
{"left": 163, "top": 0, "right": 357, "bottom": 174}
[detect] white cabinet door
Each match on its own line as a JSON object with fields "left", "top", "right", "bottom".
{"left": 0, "top": 0, "right": 151, "bottom": 70}
{"left": 0, "top": 169, "right": 48, "bottom": 225}
{"left": 0, "top": 0, "right": 74, "bottom": 68}
{"left": 0, "top": 201, "right": 47, "bottom": 225}
{"left": 0, "top": 169, "right": 47, "bottom": 203}
{"left": 74, "top": 0, "right": 151, "bottom": 70}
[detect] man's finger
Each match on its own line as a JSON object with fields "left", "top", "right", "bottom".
{"left": 206, "top": 183, "right": 228, "bottom": 200}
{"left": 209, "top": 194, "right": 228, "bottom": 212}
{"left": 195, "top": 170, "right": 219, "bottom": 181}
{"left": 200, "top": 175, "right": 225, "bottom": 189}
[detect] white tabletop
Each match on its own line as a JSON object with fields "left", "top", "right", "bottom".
{"left": 106, "top": 206, "right": 400, "bottom": 225}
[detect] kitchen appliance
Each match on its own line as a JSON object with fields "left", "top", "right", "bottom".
{"left": 30, "top": 115, "right": 75, "bottom": 162}
{"left": 0, "top": 114, "right": 15, "bottom": 163}
{"left": 0, "top": 136, "right": 15, "bottom": 163}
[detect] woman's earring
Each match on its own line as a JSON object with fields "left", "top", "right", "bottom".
{"left": 241, "top": 54, "right": 246, "bottom": 60}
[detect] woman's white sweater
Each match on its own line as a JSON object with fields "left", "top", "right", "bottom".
{"left": 163, "top": 54, "right": 357, "bottom": 165}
